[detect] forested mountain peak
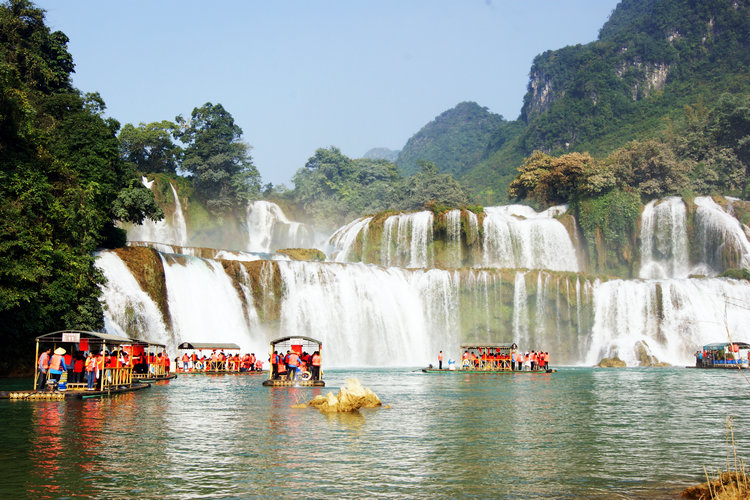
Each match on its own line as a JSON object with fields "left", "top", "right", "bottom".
{"left": 396, "top": 101, "right": 506, "bottom": 177}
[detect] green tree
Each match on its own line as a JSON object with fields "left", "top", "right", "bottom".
{"left": 606, "top": 140, "right": 689, "bottom": 198}
{"left": 175, "top": 102, "right": 260, "bottom": 216}
{"left": 118, "top": 120, "right": 182, "bottom": 174}
{"left": 399, "top": 161, "right": 468, "bottom": 211}
{"left": 0, "top": 0, "right": 162, "bottom": 374}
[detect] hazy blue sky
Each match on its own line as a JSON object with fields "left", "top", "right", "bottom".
{"left": 37, "top": 0, "right": 621, "bottom": 186}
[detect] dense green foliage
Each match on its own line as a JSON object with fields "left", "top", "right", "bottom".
{"left": 175, "top": 102, "right": 261, "bottom": 217}
{"left": 283, "top": 147, "right": 468, "bottom": 228}
{"left": 0, "top": 0, "right": 162, "bottom": 374}
{"left": 392, "top": 0, "right": 750, "bottom": 204}
{"left": 397, "top": 102, "right": 509, "bottom": 177}
{"left": 118, "top": 121, "right": 182, "bottom": 174}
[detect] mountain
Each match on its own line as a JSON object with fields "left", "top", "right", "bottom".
{"left": 399, "top": 0, "right": 750, "bottom": 204}
{"left": 395, "top": 101, "right": 510, "bottom": 177}
{"left": 363, "top": 147, "right": 400, "bottom": 162}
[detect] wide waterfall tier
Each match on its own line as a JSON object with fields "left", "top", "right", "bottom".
{"left": 586, "top": 277, "right": 750, "bottom": 366}
{"left": 96, "top": 247, "right": 594, "bottom": 366}
{"left": 638, "top": 196, "right": 750, "bottom": 278}
{"left": 126, "top": 180, "right": 320, "bottom": 253}
{"left": 327, "top": 205, "right": 580, "bottom": 271}
{"left": 97, "top": 247, "right": 750, "bottom": 368}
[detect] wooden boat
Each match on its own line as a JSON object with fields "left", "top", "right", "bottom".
{"left": 693, "top": 342, "right": 750, "bottom": 369}
{"left": 176, "top": 342, "right": 266, "bottom": 375}
{"left": 262, "top": 336, "right": 325, "bottom": 387}
{"left": 422, "top": 343, "right": 556, "bottom": 374}
{"left": 126, "top": 340, "right": 177, "bottom": 382}
{"left": 0, "top": 330, "right": 152, "bottom": 400}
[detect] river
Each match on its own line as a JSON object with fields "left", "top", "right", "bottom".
{"left": 1, "top": 367, "right": 748, "bottom": 498}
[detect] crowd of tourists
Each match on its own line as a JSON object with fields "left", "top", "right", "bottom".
{"left": 37, "top": 347, "right": 169, "bottom": 391}
{"left": 177, "top": 351, "right": 263, "bottom": 372}
{"left": 436, "top": 347, "right": 551, "bottom": 371}
{"left": 269, "top": 350, "right": 321, "bottom": 381}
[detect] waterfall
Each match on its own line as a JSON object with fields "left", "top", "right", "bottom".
{"left": 639, "top": 197, "right": 689, "bottom": 278}
{"left": 585, "top": 277, "right": 750, "bottom": 366}
{"left": 482, "top": 205, "right": 578, "bottom": 271}
{"left": 95, "top": 251, "right": 172, "bottom": 348}
{"left": 694, "top": 196, "right": 750, "bottom": 273}
{"left": 381, "top": 211, "right": 434, "bottom": 268}
{"left": 245, "top": 200, "right": 316, "bottom": 253}
{"left": 276, "top": 261, "right": 454, "bottom": 366}
{"left": 512, "top": 272, "right": 528, "bottom": 346}
{"left": 328, "top": 216, "right": 373, "bottom": 262}
{"left": 445, "top": 209, "right": 462, "bottom": 268}
{"left": 170, "top": 183, "right": 188, "bottom": 246}
{"left": 127, "top": 178, "right": 189, "bottom": 246}
{"left": 160, "top": 254, "right": 267, "bottom": 356}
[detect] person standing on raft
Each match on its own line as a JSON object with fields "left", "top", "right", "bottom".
{"left": 438, "top": 350, "right": 443, "bottom": 370}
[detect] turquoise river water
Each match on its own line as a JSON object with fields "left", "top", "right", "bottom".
{"left": 1, "top": 367, "right": 749, "bottom": 499}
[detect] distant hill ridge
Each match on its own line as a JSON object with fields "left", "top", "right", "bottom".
{"left": 397, "top": 0, "right": 750, "bottom": 203}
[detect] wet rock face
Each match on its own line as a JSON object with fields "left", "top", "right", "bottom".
{"left": 307, "top": 378, "right": 382, "bottom": 413}
{"left": 597, "top": 356, "right": 627, "bottom": 368}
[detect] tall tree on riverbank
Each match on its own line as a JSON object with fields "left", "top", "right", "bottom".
{"left": 175, "top": 102, "right": 261, "bottom": 217}
{"left": 0, "top": 0, "right": 162, "bottom": 374}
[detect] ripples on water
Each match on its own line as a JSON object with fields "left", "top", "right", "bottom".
{"left": 1, "top": 368, "right": 748, "bottom": 498}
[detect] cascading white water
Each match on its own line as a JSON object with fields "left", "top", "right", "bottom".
{"left": 585, "top": 277, "right": 750, "bottom": 366}
{"left": 381, "top": 211, "right": 434, "bottom": 268}
{"left": 512, "top": 271, "right": 528, "bottom": 345}
{"left": 160, "top": 254, "right": 267, "bottom": 356}
{"left": 639, "top": 197, "right": 690, "bottom": 278}
{"left": 445, "top": 210, "right": 462, "bottom": 268}
{"left": 245, "top": 200, "right": 317, "bottom": 253}
{"left": 128, "top": 178, "right": 189, "bottom": 246}
{"left": 328, "top": 216, "right": 373, "bottom": 262}
{"left": 95, "top": 251, "right": 172, "bottom": 348}
{"left": 482, "top": 205, "right": 579, "bottom": 271}
{"left": 694, "top": 196, "right": 750, "bottom": 273}
{"left": 276, "top": 261, "right": 452, "bottom": 366}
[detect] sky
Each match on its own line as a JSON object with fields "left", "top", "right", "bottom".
{"left": 36, "top": 0, "right": 621, "bottom": 186}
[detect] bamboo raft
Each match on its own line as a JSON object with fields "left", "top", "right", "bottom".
{"left": 1, "top": 382, "right": 151, "bottom": 400}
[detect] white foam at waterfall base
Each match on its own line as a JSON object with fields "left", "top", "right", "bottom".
{"left": 585, "top": 277, "right": 750, "bottom": 366}
{"left": 276, "top": 261, "right": 457, "bottom": 366}
{"left": 639, "top": 197, "right": 690, "bottom": 279}
{"left": 161, "top": 255, "right": 267, "bottom": 356}
{"left": 95, "top": 251, "right": 172, "bottom": 348}
{"left": 482, "top": 205, "right": 578, "bottom": 272}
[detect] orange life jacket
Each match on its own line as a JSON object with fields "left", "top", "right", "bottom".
{"left": 312, "top": 354, "right": 321, "bottom": 366}
{"left": 49, "top": 354, "right": 63, "bottom": 371}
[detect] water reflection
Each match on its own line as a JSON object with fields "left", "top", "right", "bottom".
{"left": 1, "top": 368, "right": 748, "bottom": 498}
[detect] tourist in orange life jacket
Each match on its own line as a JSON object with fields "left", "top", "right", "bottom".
{"left": 182, "top": 353, "right": 189, "bottom": 372}
{"left": 85, "top": 352, "right": 97, "bottom": 390}
{"left": 276, "top": 357, "right": 287, "bottom": 379}
{"left": 271, "top": 351, "right": 279, "bottom": 378}
{"left": 73, "top": 353, "right": 84, "bottom": 383}
{"left": 249, "top": 353, "right": 256, "bottom": 371}
{"left": 311, "top": 351, "right": 321, "bottom": 380}
{"left": 438, "top": 350, "right": 443, "bottom": 370}
{"left": 37, "top": 347, "right": 51, "bottom": 390}
{"left": 254, "top": 359, "right": 262, "bottom": 371}
{"left": 48, "top": 347, "right": 68, "bottom": 384}
{"left": 287, "top": 351, "right": 300, "bottom": 380}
